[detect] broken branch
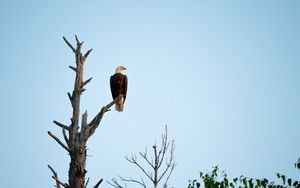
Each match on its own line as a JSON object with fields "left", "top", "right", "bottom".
{"left": 48, "top": 165, "right": 61, "bottom": 188}
{"left": 67, "top": 92, "right": 73, "bottom": 103}
{"left": 75, "top": 35, "right": 82, "bottom": 45}
{"left": 83, "top": 49, "right": 93, "bottom": 61}
{"left": 93, "top": 179, "right": 103, "bottom": 188}
{"left": 69, "top": 66, "right": 77, "bottom": 72}
{"left": 120, "top": 177, "right": 147, "bottom": 188}
{"left": 53, "top": 120, "right": 69, "bottom": 130}
{"left": 85, "top": 178, "right": 90, "bottom": 188}
{"left": 62, "top": 128, "right": 69, "bottom": 146}
{"left": 80, "top": 111, "right": 88, "bottom": 139}
{"left": 52, "top": 175, "right": 69, "bottom": 188}
{"left": 48, "top": 131, "right": 70, "bottom": 153}
{"left": 63, "top": 37, "right": 76, "bottom": 53}
{"left": 82, "top": 77, "right": 93, "bottom": 87}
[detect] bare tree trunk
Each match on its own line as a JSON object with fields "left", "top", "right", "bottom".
{"left": 67, "top": 36, "right": 88, "bottom": 188}
{"left": 154, "top": 180, "right": 158, "bottom": 188}
{"left": 48, "top": 35, "right": 122, "bottom": 188}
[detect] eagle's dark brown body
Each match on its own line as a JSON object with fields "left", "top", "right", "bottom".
{"left": 110, "top": 73, "right": 128, "bottom": 111}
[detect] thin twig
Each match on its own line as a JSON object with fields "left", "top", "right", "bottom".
{"left": 120, "top": 176, "right": 147, "bottom": 188}
{"left": 48, "top": 165, "right": 61, "bottom": 188}
{"left": 164, "top": 161, "right": 176, "bottom": 186}
{"left": 52, "top": 176, "right": 69, "bottom": 188}
{"left": 107, "top": 178, "right": 125, "bottom": 188}
{"left": 139, "top": 150, "right": 155, "bottom": 169}
{"left": 157, "top": 126, "right": 168, "bottom": 168}
{"left": 158, "top": 140, "right": 175, "bottom": 183}
{"left": 85, "top": 178, "right": 90, "bottom": 188}
{"left": 126, "top": 155, "right": 154, "bottom": 182}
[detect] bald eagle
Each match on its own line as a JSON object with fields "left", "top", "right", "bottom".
{"left": 110, "top": 66, "right": 128, "bottom": 112}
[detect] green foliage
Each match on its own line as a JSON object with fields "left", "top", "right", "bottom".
{"left": 188, "top": 159, "right": 300, "bottom": 188}
{"left": 295, "top": 157, "right": 300, "bottom": 170}
{"left": 188, "top": 180, "right": 201, "bottom": 188}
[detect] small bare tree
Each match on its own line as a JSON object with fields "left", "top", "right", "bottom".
{"left": 109, "top": 126, "right": 176, "bottom": 188}
{"left": 48, "top": 35, "right": 122, "bottom": 188}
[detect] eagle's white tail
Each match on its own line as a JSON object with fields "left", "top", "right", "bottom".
{"left": 115, "top": 96, "right": 124, "bottom": 112}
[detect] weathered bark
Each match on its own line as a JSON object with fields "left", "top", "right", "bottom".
{"left": 68, "top": 142, "right": 87, "bottom": 188}
{"left": 48, "top": 35, "right": 121, "bottom": 188}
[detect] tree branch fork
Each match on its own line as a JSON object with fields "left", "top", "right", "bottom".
{"left": 49, "top": 94, "right": 122, "bottom": 153}
{"left": 109, "top": 126, "right": 176, "bottom": 188}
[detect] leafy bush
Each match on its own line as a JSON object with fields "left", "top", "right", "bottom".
{"left": 188, "top": 158, "right": 300, "bottom": 188}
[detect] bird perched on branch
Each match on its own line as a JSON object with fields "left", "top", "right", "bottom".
{"left": 110, "top": 66, "right": 128, "bottom": 112}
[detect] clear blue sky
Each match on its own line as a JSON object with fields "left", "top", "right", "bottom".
{"left": 0, "top": 0, "right": 299, "bottom": 187}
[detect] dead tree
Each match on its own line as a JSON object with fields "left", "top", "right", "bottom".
{"left": 48, "top": 35, "right": 121, "bottom": 188}
{"left": 108, "top": 126, "right": 176, "bottom": 188}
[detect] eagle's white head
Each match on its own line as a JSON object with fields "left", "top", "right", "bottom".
{"left": 115, "top": 66, "right": 127, "bottom": 74}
